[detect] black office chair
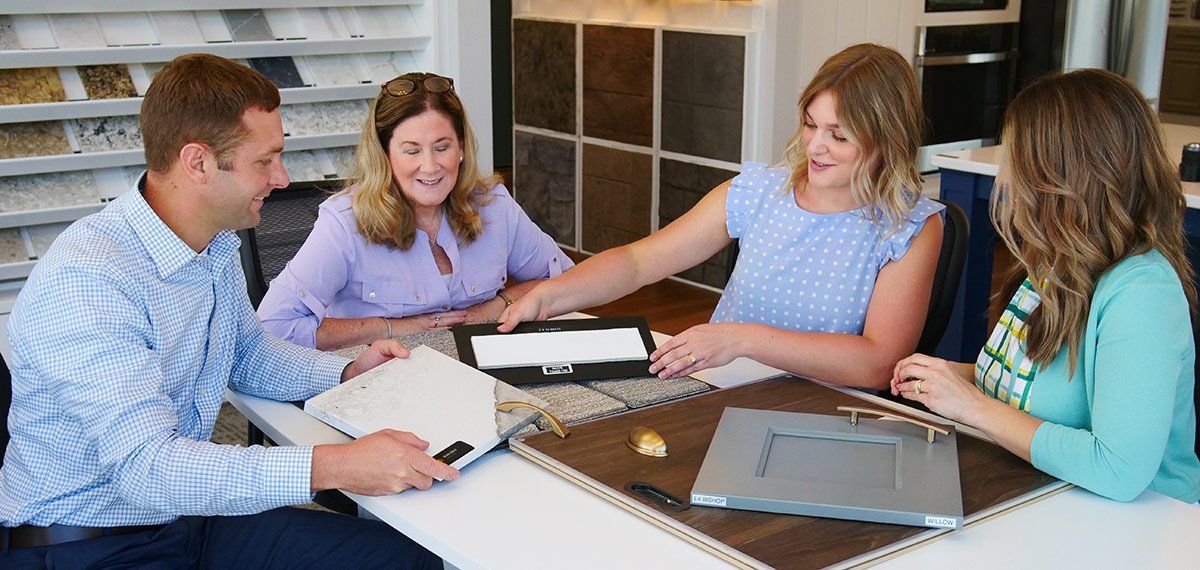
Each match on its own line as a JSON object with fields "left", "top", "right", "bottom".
{"left": 239, "top": 179, "right": 342, "bottom": 309}
{"left": 1, "top": 351, "right": 10, "bottom": 469}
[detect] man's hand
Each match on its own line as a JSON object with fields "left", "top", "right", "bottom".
{"left": 311, "top": 430, "right": 461, "bottom": 495}
{"left": 341, "top": 339, "right": 409, "bottom": 382}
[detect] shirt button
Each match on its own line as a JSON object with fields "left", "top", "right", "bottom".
{"left": 199, "top": 387, "right": 206, "bottom": 395}
{"left": 369, "top": 291, "right": 377, "bottom": 299}
{"left": 414, "top": 294, "right": 420, "bottom": 301}
{"left": 470, "top": 286, "right": 477, "bottom": 293}
{"left": 299, "top": 290, "right": 306, "bottom": 298}
{"left": 552, "top": 257, "right": 558, "bottom": 263}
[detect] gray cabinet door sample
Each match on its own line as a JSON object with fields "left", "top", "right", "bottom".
{"left": 691, "top": 407, "right": 964, "bottom": 529}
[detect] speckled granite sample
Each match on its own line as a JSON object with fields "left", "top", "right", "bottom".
{"left": 0, "top": 16, "right": 19, "bottom": 50}
{"left": 0, "top": 121, "right": 71, "bottom": 159}
{"left": 0, "top": 68, "right": 67, "bottom": 105}
{"left": 328, "top": 146, "right": 357, "bottom": 178}
{"left": 250, "top": 57, "right": 305, "bottom": 89}
{"left": 362, "top": 52, "right": 416, "bottom": 83}
{"left": 50, "top": 14, "right": 106, "bottom": 49}
{"left": 282, "top": 151, "right": 325, "bottom": 182}
{"left": 223, "top": 10, "right": 273, "bottom": 42}
{"left": 584, "top": 375, "right": 709, "bottom": 409}
{"left": 150, "top": 12, "right": 206, "bottom": 45}
{"left": 71, "top": 115, "right": 142, "bottom": 152}
{"left": 79, "top": 65, "right": 138, "bottom": 100}
{"left": 0, "top": 229, "right": 28, "bottom": 264}
{"left": 281, "top": 100, "right": 368, "bottom": 136}
{"left": 0, "top": 171, "right": 100, "bottom": 212}
{"left": 514, "top": 131, "right": 575, "bottom": 245}
{"left": 521, "top": 381, "right": 628, "bottom": 426}
{"left": 27, "top": 222, "right": 70, "bottom": 257}
{"left": 304, "top": 55, "right": 362, "bottom": 86}
{"left": 513, "top": 19, "right": 576, "bottom": 134}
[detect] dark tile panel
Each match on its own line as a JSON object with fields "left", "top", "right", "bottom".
{"left": 581, "top": 144, "right": 651, "bottom": 252}
{"left": 514, "top": 132, "right": 575, "bottom": 245}
{"left": 513, "top": 19, "right": 575, "bottom": 134}
{"left": 661, "top": 31, "right": 745, "bottom": 162}
{"left": 658, "top": 158, "right": 739, "bottom": 288}
{"left": 249, "top": 57, "right": 305, "bottom": 89}
{"left": 582, "top": 25, "right": 653, "bottom": 146}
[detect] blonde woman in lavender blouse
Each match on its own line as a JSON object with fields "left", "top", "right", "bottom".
{"left": 258, "top": 73, "right": 573, "bottom": 350}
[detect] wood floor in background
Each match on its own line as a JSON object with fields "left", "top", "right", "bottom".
{"left": 561, "top": 249, "right": 721, "bottom": 335}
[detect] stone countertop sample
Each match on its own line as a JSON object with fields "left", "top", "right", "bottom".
{"left": 0, "top": 16, "right": 18, "bottom": 50}
{"left": 282, "top": 151, "right": 327, "bottom": 182}
{"left": 150, "top": 13, "right": 206, "bottom": 45}
{"left": 327, "top": 146, "right": 357, "bottom": 179}
{"left": 71, "top": 115, "right": 142, "bottom": 152}
{"left": 305, "top": 55, "right": 364, "bottom": 86}
{"left": 27, "top": 222, "right": 70, "bottom": 257}
{"left": 0, "top": 229, "right": 29, "bottom": 264}
{"left": 79, "top": 65, "right": 138, "bottom": 100}
{"left": 361, "top": 52, "right": 417, "bottom": 84}
{"left": 0, "top": 68, "right": 67, "bottom": 105}
{"left": 250, "top": 57, "right": 305, "bottom": 89}
{"left": 223, "top": 9, "right": 274, "bottom": 42}
{"left": 49, "top": 14, "right": 106, "bottom": 49}
{"left": 0, "top": 121, "right": 72, "bottom": 159}
{"left": 281, "top": 100, "right": 369, "bottom": 136}
{"left": 0, "top": 171, "right": 100, "bottom": 212}
{"left": 930, "top": 122, "right": 1200, "bottom": 209}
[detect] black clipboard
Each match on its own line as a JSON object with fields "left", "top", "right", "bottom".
{"left": 452, "top": 317, "right": 657, "bottom": 384}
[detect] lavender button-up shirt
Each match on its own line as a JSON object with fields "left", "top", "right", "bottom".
{"left": 257, "top": 184, "right": 573, "bottom": 347}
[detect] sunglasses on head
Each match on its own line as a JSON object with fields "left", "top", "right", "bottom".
{"left": 381, "top": 75, "right": 454, "bottom": 97}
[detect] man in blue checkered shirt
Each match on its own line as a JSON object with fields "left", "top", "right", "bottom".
{"left": 0, "top": 54, "right": 456, "bottom": 568}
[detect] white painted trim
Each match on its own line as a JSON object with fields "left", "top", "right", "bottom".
{"left": 512, "top": 124, "right": 576, "bottom": 143}
{"left": 1, "top": 1, "right": 425, "bottom": 14}
{"left": 0, "top": 204, "right": 107, "bottom": 231}
{"left": 658, "top": 151, "right": 742, "bottom": 173}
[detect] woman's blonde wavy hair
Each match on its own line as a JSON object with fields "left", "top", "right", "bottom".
{"left": 345, "top": 72, "right": 499, "bottom": 250}
{"left": 990, "top": 68, "right": 1197, "bottom": 373}
{"left": 780, "top": 43, "right": 924, "bottom": 234}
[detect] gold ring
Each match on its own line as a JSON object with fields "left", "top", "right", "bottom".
{"left": 913, "top": 379, "right": 923, "bottom": 395}
{"left": 433, "top": 314, "right": 441, "bottom": 326}
{"left": 687, "top": 353, "right": 697, "bottom": 364}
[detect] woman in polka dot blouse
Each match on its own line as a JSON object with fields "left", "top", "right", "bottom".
{"left": 499, "top": 44, "right": 945, "bottom": 390}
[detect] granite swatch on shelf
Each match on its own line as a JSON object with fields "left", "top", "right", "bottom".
{"left": 71, "top": 116, "right": 142, "bottom": 152}
{"left": 0, "top": 121, "right": 72, "bottom": 159}
{"left": 50, "top": 14, "right": 107, "bottom": 49}
{"left": 150, "top": 12, "right": 206, "bottom": 45}
{"left": 282, "top": 151, "right": 326, "bottom": 182}
{"left": 249, "top": 57, "right": 305, "bottom": 89}
{"left": 0, "top": 68, "right": 67, "bottom": 106}
{"left": 223, "top": 10, "right": 274, "bottom": 42}
{"left": 581, "top": 144, "right": 651, "bottom": 253}
{"left": 662, "top": 31, "right": 745, "bottom": 163}
{"left": 362, "top": 52, "right": 417, "bottom": 83}
{"left": 0, "top": 229, "right": 28, "bottom": 264}
{"left": 79, "top": 65, "right": 138, "bottom": 100}
{"left": 281, "top": 100, "right": 368, "bottom": 136}
{"left": 582, "top": 25, "right": 654, "bottom": 147}
{"left": 659, "top": 159, "right": 740, "bottom": 288}
{"left": 0, "top": 16, "right": 19, "bottom": 50}
{"left": 513, "top": 19, "right": 575, "bottom": 134}
{"left": 514, "top": 132, "right": 575, "bottom": 245}
{"left": 304, "top": 55, "right": 364, "bottom": 86}
{"left": 0, "top": 171, "right": 101, "bottom": 213}
{"left": 27, "top": 222, "right": 71, "bottom": 257}
{"left": 327, "top": 147, "right": 357, "bottom": 179}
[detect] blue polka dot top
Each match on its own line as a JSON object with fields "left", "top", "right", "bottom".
{"left": 711, "top": 162, "right": 945, "bottom": 335}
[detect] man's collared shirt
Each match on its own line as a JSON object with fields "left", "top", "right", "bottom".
{"left": 0, "top": 182, "right": 349, "bottom": 527}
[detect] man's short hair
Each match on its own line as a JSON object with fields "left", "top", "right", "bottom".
{"left": 140, "top": 53, "right": 281, "bottom": 172}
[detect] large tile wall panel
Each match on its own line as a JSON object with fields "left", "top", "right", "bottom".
{"left": 582, "top": 25, "right": 653, "bottom": 146}
{"left": 661, "top": 31, "right": 745, "bottom": 163}
{"left": 0, "top": 68, "right": 67, "bottom": 105}
{"left": 0, "top": 121, "right": 71, "bottom": 159}
{"left": 659, "top": 158, "right": 739, "bottom": 288}
{"left": 514, "top": 132, "right": 575, "bottom": 245}
{"left": 513, "top": 19, "right": 575, "bottom": 134}
{"left": 581, "top": 144, "right": 651, "bottom": 252}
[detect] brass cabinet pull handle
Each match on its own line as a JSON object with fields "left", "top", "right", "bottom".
{"left": 497, "top": 401, "right": 570, "bottom": 438}
{"left": 837, "top": 406, "right": 950, "bottom": 443}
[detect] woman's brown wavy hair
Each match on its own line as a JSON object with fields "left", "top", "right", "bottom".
{"left": 780, "top": 43, "right": 924, "bottom": 234}
{"left": 345, "top": 72, "right": 498, "bottom": 250}
{"left": 990, "top": 68, "right": 1196, "bottom": 373}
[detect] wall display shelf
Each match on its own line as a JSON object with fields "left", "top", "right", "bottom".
{"left": 0, "top": 1, "right": 493, "bottom": 350}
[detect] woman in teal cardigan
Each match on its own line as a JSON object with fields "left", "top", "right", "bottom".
{"left": 891, "top": 69, "right": 1200, "bottom": 503}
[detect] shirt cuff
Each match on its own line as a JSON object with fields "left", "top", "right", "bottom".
{"left": 312, "top": 352, "right": 353, "bottom": 393}
{"left": 262, "top": 445, "right": 320, "bottom": 507}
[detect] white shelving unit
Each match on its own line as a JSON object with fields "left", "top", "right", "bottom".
{"left": 0, "top": 1, "right": 494, "bottom": 360}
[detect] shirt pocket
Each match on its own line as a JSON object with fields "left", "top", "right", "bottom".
{"left": 360, "top": 277, "right": 431, "bottom": 317}
{"left": 459, "top": 265, "right": 506, "bottom": 304}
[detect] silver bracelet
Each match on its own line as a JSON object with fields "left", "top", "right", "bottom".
{"left": 381, "top": 316, "right": 393, "bottom": 339}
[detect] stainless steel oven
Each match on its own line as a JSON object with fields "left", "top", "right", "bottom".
{"left": 925, "top": 0, "right": 1009, "bottom": 12}
{"left": 915, "top": 23, "right": 1019, "bottom": 171}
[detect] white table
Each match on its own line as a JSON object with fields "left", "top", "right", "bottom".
{"left": 226, "top": 327, "right": 1200, "bottom": 569}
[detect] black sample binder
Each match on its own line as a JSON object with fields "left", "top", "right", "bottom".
{"left": 452, "top": 317, "right": 657, "bottom": 384}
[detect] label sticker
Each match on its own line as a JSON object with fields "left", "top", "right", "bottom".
{"left": 542, "top": 364, "right": 573, "bottom": 375}
{"left": 691, "top": 494, "right": 727, "bottom": 507}
{"left": 924, "top": 516, "right": 958, "bottom": 529}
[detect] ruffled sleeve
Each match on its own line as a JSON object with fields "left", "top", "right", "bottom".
{"left": 725, "top": 161, "right": 779, "bottom": 239}
{"left": 877, "top": 196, "right": 946, "bottom": 270}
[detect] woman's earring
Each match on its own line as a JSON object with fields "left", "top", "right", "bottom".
{"left": 459, "top": 155, "right": 464, "bottom": 163}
